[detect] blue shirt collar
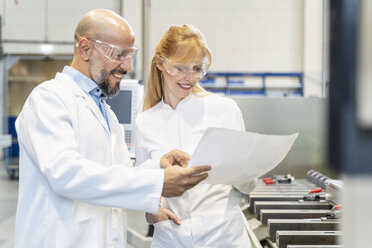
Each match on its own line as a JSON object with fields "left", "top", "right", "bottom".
{"left": 62, "top": 66, "right": 106, "bottom": 100}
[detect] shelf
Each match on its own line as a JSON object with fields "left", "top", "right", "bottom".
{"left": 200, "top": 72, "right": 304, "bottom": 97}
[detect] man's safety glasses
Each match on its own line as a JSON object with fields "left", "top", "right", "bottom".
{"left": 76, "top": 39, "right": 137, "bottom": 62}
{"left": 161, "top": 57, "right": 208, "bottom": 79}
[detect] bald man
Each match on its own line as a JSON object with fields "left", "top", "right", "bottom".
{"left": 14, "top": 9, "right": 210, "bottom": 248}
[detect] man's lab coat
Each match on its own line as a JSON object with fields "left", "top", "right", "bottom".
{"left": 14, "top": 72, "right": 163, "bottom": 248}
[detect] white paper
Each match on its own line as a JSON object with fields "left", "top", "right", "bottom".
{"left": 189, "top": 128, "right": 298, "bottom": 185}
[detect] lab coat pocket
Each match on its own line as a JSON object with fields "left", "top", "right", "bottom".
{"left": 193, "top": 213, "right": 248, "bottom": 248}
{"left": 56, "top": 215, "right": 99, "bottom": 248}
{"left": 152, "top": 220, "right": 172, "bottom": 246}
{"left": 152, "top": 220, "right": 191, "bottom": 248}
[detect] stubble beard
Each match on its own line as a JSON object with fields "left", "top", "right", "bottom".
{"left": 95, "top": 68, "right": 121, "bottom": 98}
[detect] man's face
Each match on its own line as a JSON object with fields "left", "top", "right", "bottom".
{"left": 89, "top": 39, "right": 134, "bottom": 98}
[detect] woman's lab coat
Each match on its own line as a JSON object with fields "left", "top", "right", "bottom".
{"left": 15, "top": 72, "right": 164, "bottom": 248}
{"left": 134, "top": 93, "right": 256, "bottom": 248}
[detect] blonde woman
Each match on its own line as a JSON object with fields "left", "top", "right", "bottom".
{"left": 134, "top": 24, "right": 256, "bottom": 247}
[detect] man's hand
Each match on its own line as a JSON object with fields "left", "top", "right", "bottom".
{"left": 146, "top": 206, "right": 181, "bottom": 225}
{"left": 160, "top": 150, "right": 191, "bottom": 168}
{"left": 162, "top": 165, "right": 211, "bottom": 197}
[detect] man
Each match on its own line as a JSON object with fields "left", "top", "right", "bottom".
{"left": 14, "top": 9, "right": 210, "bottom": 248}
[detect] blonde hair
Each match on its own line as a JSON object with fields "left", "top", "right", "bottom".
{"left": 143, "top": 24, "right": 212, "bottom": 111}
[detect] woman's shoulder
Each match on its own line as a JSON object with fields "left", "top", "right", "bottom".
{"left": 135, "top": 102, "right": 162, "bottom": 125}
{"left": 202, "top": 93, "right": 239, "bottom": 110}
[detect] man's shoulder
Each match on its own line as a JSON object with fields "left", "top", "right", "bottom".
{"left": 29, "top": 78, "right": 59, "bottom": 97}
{"left": 33, "top": 73, "right": 76, "bottom": 96}
{"left": 25, "top": 74, "right": 79, "bottom": 110}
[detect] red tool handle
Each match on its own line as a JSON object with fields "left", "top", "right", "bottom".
{"left": 310, "top": 188, "right": 322, "bottom": 193}
{"left": 263, "top": 177, "right": 272, "bottom": 182}
{"left": 333, "top": 204, "right": 341, "bottom": 210}
{"left": 265, "top": 179, "right": 275, "bottom": 184}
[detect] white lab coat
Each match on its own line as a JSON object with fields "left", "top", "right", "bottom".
{"left": 15, "top": 72, "right": 164, "bottom": 248}
{"left": 134, "top": 93, "right": 256, "bottom": 248}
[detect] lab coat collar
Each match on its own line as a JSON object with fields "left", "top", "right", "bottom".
{"left": 62, "top": 66, "right": 98, "bottom": 95}
{"left": 160, "top": 93, "right": 196, "bottom": 111}
{"left": 55, "top": 72, "right": 110, "bottom": 132}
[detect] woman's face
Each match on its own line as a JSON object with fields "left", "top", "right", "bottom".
{"left": 160, "top": 57, "right": 207, "bottom": 103}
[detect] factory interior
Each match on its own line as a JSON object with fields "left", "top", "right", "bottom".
{"left": 0, "top": 0, "right": 371, "bottom": 247}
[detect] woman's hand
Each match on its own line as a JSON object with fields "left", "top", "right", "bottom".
{"left": 146, "top": 206, "right": 182, "bottom": 225}
{"left": 160, "top": 150, "right": 190, "bottom": 168}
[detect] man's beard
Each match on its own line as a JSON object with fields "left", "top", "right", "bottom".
{"left": 96, "top": 69, "right": 126, "bottom": 98}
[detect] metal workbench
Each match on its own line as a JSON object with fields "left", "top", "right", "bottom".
{"left": 245, "top": 171, "right": 342, "bottom": 248}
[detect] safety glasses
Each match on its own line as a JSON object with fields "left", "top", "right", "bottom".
{"left": 76, "top": 38, "right": 137, "bottom": 62}
{"left": 161, "top": 57, "right": 208, "bottom": 79}
{"left": 91, "top": 39, "right": 137, "bottom": 62}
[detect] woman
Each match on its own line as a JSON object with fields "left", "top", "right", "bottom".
{"left": 134, "top": 24, "right": 256, "bottom": 247}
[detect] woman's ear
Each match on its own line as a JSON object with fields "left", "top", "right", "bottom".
{"left": 156, "top": 62, "right": 163, "bottom": 71}
{"left": 155, "top": 56, "right": 165, "bottom": 71}
{"left": 156, "top": 58, "right": 164, "bottom": 71}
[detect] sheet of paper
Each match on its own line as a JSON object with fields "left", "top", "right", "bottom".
{"left": 189, "top": 128, "right": 298, "bottom": 185}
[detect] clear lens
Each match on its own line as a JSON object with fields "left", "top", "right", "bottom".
{"left": 162, "top": 57, "right": 207, "bottom": 79}
{"left": 92, "top": 39, "right": 137, "bottom": 62}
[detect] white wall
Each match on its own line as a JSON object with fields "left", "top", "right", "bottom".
{"left": 0, "top": 0, "right": 325, "bottom": 95}
{"left": 0, "top": 0, "right": 327, "bottom": 148}
{"left": 1, "top": 0, "right": 120, "bottom": 41}
{"left": 303, "top": 0, "right": 326, "bottom": 97}
{"left": 122, "top": 0, "right": 143, "bottom": 79}
{"left": 145, "top": 0, "right": 304, "bottom": 73}
{"left": 143, "top": 0, "right": 325, "bottom": 97}
{"left": 0, "top": 0, "right": 121, "bottom": 54}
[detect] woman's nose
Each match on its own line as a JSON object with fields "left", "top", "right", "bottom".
{"left": 183, "top": 70, "right": 195, "bottom": 81}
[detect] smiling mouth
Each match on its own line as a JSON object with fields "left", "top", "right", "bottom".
{"left": 111, "top": 70, "right": 127, "bottom": 79}
{"left": 112, "top": 73, "right": 124, "bottom": 79}
{"left": 178, "top": 83, "right": 193, "bottom": 90}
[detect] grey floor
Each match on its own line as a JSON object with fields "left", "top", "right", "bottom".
{"left": 0, "top": 160, "right": 149, "bottom": 248}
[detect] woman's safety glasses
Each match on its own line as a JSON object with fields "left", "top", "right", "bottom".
{"left": 76, "top": 38, "right": 137, "bottom": 62}
{"left": 161, "top": 57, "right": 208, "bottom": 79}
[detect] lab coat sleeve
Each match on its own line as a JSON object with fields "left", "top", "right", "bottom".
{"left": 229, "top": 99, "right": 257, "bottom": 194}
{"left": 133, "top": 122, "right": 161, "bottom": 169}
{"left": 16, "top": 86, "right": 163, "bottom": 214}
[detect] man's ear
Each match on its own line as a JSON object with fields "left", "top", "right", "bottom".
{"left": 77, "top": 38, "right": 92, "bottom": 61}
